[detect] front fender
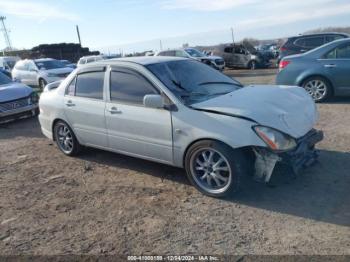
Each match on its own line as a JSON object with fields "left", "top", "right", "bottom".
{"left": 171, "top": 107, "right": 266, "bottom": 167}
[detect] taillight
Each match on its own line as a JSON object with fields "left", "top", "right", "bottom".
{"left": 279, "top": 60, "right": 290, "bottom": 70}
{"left": 280, "top": 46, "right": 287, "bottom": 52}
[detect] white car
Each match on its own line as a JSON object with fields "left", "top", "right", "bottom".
{"left": 77, "top": 55, "right": 103, "bottom": 67}
{"left": 12, "top": 58, "right": 74, "bottom": 89}
{"left": 39, "top": 57, "right": 323, "bottom": 197}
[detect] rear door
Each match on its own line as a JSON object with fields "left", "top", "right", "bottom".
{"left": 222, "top": 47, "right": 234, "bottom": 67}
{"left": 63, "top": 66, "right": 108, "bottom": 148}
{"left": 105, "top": 67, "right": 173, "bottom": 163}
{"left": 320, "top": 42, "right": 350, "bottom": 95}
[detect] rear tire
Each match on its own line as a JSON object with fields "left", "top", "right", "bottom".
{"left": 184, "top": 140, "right": 248, "bottom": 198}
{"left": 249, "top": 60, "right": 257, "bottom": 70}
{"left": 53, "top": 121, "right": 81, "bottom": 156}
{"left": 302, "top": 76, "right": 332, "bottom": 102}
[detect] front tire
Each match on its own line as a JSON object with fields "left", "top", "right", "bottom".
{"left": 302, "top": 76, "right": 332, "bottom": 102}
{"left": 53, "top": 121, "right": 81, "bottom": 156}
{"left": 185, "top": 140, "right": 247, "bottom": 198}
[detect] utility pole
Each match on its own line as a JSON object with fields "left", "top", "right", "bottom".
{"left": 231, "top": 27, "right": 234, "bottom": 44}
{"left": 76, "top": 25, "right": 82, "bottom": 46}
{"left": 159, "top": 40, "right": 163, "bottom": 51}
{"left": 0, "top": 16, "right": 12, "bottom": 52}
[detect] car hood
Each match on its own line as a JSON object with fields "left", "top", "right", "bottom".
{"left": 0, "top": 82, "right": 33, "bottom": 102}
{"left": 40, "top": 67, "right": 73, "bottom": 74}
{"left": 191, "top": 85, "right": 318, "bottom": 138}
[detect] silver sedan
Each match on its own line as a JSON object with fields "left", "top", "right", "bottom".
{"left": 39, "top": 57, "right": 323, "bottom": 197}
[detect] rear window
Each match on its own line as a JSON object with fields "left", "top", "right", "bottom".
{"left": 75, "top": 72, "right": 104, "bottom": 99}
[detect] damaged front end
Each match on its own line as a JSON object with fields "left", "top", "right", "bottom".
{"left": 252, "top": 129, "right": 324, "bottom": 183}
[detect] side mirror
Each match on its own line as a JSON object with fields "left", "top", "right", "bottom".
{"left": 143, "top": 94, "right": 164, "bottom": 108}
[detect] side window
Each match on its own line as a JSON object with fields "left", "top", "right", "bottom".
{"left": 22, "top": 62, "right": 30, "bottom": 71}
{"left": 28, "top": 62, "right": 36, "bottom": 71}
{"left": 65, "top": 77, "right": 76, "bottom": 96}
{"left": 324, "top": 44, "right": 350, "bottom": 59}
{"left": 336, "top": 44, "right": 350, "bottom": 59}
{"left": 78, "top": 59, "right": 86, "bottom": 65}
{"left": 86, "top": 58, "right": 95, "bottom": 63}
{"left": 158, "top": 52, "right": 166, "bottom": 56}
{"left": 295, "top": 37, "right": 325, "bottom": 48}
{"left": 110, "top": 70, "right": 158, "bottom": 104}
{"left": 75, "top": 71, "right": 104, "bottom": 99}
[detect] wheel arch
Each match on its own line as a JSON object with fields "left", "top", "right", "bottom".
{"left": 51, "top": 118, "right": 74, "bottom": 142}
{"left": 182, "top": 138, "right": 251, "bottom": 168}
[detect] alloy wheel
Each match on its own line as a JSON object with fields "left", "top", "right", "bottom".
{"left": 190, "top": 148, "right": 232, "bottom": 194}
{"left": 304, "top": 79, "right": 327, "bottom": 101}
{"left": 56, "top": 123, "right": 74, "bottom": 154}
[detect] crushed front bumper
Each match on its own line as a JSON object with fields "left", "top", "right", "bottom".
{"left": 253, "top": 129, "right": 324, "bottom": 182}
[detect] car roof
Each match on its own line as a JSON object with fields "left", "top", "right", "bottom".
{"left": 96, "top": 56, "right": 187, "bottom": 66}
{"left": 288, "top": 32, "right": 350, "bottom": 39}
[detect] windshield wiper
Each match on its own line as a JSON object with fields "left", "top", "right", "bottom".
{"left": 198, "top": 81, "right": 243, "bottom": 87}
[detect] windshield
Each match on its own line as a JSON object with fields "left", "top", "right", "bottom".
{"left": 35, "top": 60, "right": 66, "bottom": 70}
{"left": 146, "top": 60, "right": 243, "bottom": 105}
{"left": 185, "top": 48, "right": 206, "bottom": 58}
{"left": 0, "top": 72, "right": 12, "bottom": 85}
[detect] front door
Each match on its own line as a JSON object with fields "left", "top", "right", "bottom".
{"left": 105, "top": 68, "right": 173, "bottom": 164}
{"left": 63, "top": 69, "right": 108, "bottom": 148}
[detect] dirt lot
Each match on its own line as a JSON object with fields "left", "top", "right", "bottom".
{"left": 0, "top": 69, "right": 349, "bottom": 256}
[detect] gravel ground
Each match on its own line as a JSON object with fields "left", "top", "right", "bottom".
{"left": 0, "top": 69, "right": 349, "bottom": 256}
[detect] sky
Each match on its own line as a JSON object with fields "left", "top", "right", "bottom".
{"left": 0, "top": 0, "right": 350, "bottom": 54}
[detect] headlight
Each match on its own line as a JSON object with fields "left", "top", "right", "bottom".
{"left": 253, "top": 126, "right": 297, "bottom": 151}
{"left": 30, "top": 92, "right": 39, "bottom": 104}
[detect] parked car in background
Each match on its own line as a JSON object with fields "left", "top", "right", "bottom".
{"left": 278, "top": 32, "right": 349, "bottom": 63}
{"left": 39, "top": 57, "right": 322, "bottom": 197}
{"left": 213, "top": 42, "right": 271, "bottom": 70}
{"left": 276, "top": 38, "right": 350, "bottom": 102}
{"left": 12, "top": 58, "right": 74, "bottom": 90}
{"left": 0, "top": 56, "right": 20, "bottom": 74}
{"left": 0, "top": 72, "right": 39, "bottom": 124}
{"left": 77, "top": 55, "right": 103, "bottom": 67}
{"left": 156, "top": 48, "right": 225, "bottom": 70}
{"left": 60, "top": 60, "right": 77, "bottom": 69}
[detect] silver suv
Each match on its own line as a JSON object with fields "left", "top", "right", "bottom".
{"left": 12, "top": 58, "right": 73, "bottom": 89}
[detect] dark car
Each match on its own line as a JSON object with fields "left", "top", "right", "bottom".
{"left": 276, "top": 38, "right": 350, "bottom": 102}
{"left": 278, "top": 32, "right": 349, "bottom": 63}
{"left": 213, "top": 42, "right": 271, "bottom": 70}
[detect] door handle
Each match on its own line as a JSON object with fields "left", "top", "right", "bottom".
{"left": 107, "top": 107, "right": 122, "bottom": 114}
{"left": 65, "top": 100, "right": 75, "bottom": 107}
{"left": 324, "top": 64, "right": 337, "bottom": 68}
